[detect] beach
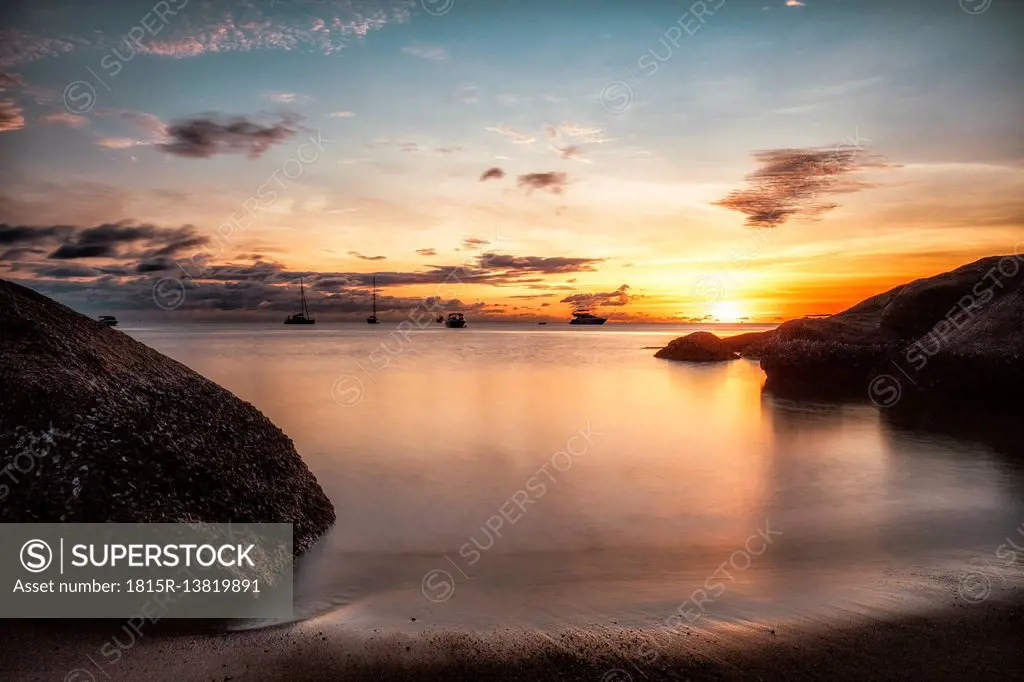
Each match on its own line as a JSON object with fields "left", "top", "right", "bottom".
{"left": 3, "top": 593, "right": 1021, "bottom": 681}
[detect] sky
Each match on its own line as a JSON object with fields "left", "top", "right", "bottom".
{"left": 0, "top": 0, "right": 1022, "bottom": 322}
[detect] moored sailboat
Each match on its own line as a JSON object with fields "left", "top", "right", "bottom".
{"left": 367, "top": 275, "right": 380, "bottom": 324}
{"left": 284, "top": 277, "right": 315, "bottom": 325}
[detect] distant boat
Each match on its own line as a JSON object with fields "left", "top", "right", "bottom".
{"left": 445, "top": 312, "right": 467, "bottom": 328}
{"left": 538, "top": 321, "right": 548, "bottom": 325}
{"left": 436, "top": 314, "right": 444, "bottom": 324}
{"left": 367, "top": 275, "right": 380, "bottom": 324}
{"left": 98, "top": 315, "right": 118, "bottom": 327}
{"left": 569, "top": 311, "right": 607, "bottom": 325}
{"left": 284, "top": 277, "right": 315, "bottom": 325}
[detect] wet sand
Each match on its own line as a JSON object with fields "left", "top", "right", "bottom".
{"left": 3, "top": 595, "right": 1021, "bottom": 682}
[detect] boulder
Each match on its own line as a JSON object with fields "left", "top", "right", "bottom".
{"left": 655, "top": 331, "right": 740, "bottom": 362}
{"left": 0, "top": 280, "right": 335, "bottom": 554}
{"left": 759, "top": 255, "right": 1024, "bottom": 405}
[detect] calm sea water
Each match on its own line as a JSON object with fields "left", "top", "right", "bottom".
{"left": 124, "top": 322, "right": 1024, "bottom": 632}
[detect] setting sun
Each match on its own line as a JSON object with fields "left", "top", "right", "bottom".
{"left": 712, "top": 301, "right": 746, "bottom": 323}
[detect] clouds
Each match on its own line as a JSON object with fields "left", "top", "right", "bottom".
{"left": 158, "top": 114, "right": 298, "bottom": 158}
{"left": 42, "top": 111, "right": 87, "bottom": 127}
{"left": 0, "top": 1, "right": 412, "bottom": 69}
{"left": 348, "top": 251, "right": 387, "bottom": 261}
{"left": 485, "top": 125, "right": 536, "bottom": 145}
{"left": 479, "top": 167, "right": 506, "bottom": 181}
{"left": 476, "top": 253, "right": 604, "bottom": 274}
{"left": 263, "top": 92, "right": 311, "bottom": 104}
{"left": 329, "top": 111, "right": 355, "bottom": 118}
{"left": 401, "top": 44, "right": 448, "bottom": 62}
{"left": 713, "top": 144, "right": 891, "bottom": 227}
{"left": 2, "top": 215, "right": 619, "bottom": 318}
{"left": 560, "top": 285, "right": 632, "bottom": 308}
{"left": 517, "top": 172, "right": 568, "bottom": 195}
{"left": 0, "top": 99, "right": 24, "bottom": 132}
{"left": 0, "top": 222, "right": 209, "bottom": 263}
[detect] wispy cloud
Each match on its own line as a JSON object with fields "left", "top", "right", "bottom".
{"left": 0, "top": 71, "right": 24, "bottom": 91}
{"left": 263, "top": 92, "right": 312, "bottom": 104}
{"left": 713, "top": 144, "right": 892, "bottom": 227}
{"left": 457, "top": 84, "right": 479, "bottom": 104}
{"left": 550, "top": 144, "right": 586, "bottom": 161}
{"left": 329, "top": 111, "right": 355, "bottom": 118}
{"left": 485, "top": 124, "right": 536, "bottom": 145}
{"left": 42, "top": 111, "right": 88, "bottom": 127}
{"left": 348, "top": 251, "right": 387, "bottom": 261}
{"left": 0, "top": 2, "right": 412, "bottom": 67}
{"left": 0, "top": 99, "right": 25, "bottom": 132}
{"left": 401, "top": 43, "right": 448, "bottom": 62}
{"left": 561, "top": 285, "right": 632, "bottom": 308}
{"left": 96, "top": 137, "right": 151, "bottom": 149}
{"left": 416, "top": 248, "right": 437, "bottom": 256}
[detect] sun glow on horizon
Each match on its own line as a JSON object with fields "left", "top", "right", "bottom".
{"left": 711, "top": 301, "right": 746, "bottom": 323}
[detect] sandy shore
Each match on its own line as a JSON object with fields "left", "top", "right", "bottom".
{"left": 2, "top": 594, "right": 1021, "bottom": 682}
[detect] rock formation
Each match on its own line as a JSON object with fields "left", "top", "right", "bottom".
{"left": 654, "top": 331, "right": 740, "bottom": 362}
{"left": 758, "top": 255, "right": 1024, "bottom": 406}
{"left": 0, "top": 280, "right": 335, "bottom": 554}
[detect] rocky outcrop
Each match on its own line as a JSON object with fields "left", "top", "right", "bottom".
{"left": 0, "top": 280, "right": 335, "bottom": 554}
{"left": 758, "top": 255, "right": 1024, "bottom": 406}
{"left": 721, "top": 330, "right": 775, "bottom": 358}
{"left": 655, "top": 331, "right": 740, "bottom": 362}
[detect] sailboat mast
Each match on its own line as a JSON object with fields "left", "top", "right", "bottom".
{"left": 300, "top": 277, "right": 308, "bottom": 317}
{"left": 372, "top": 275, "right": 377, "bottom": 316}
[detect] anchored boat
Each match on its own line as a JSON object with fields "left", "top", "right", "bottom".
{"left": 284, "top": 277, "right": 315, "bottom": 325}
{"left": 367, "top": 275, "right": 380, "bottom": 324}
{"left": 569, "top": 310, "right": 607, "bottom": 325}
{"left": 445, "top": 312, "right": 467, "bottom": 328}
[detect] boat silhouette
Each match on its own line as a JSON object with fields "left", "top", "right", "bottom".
{"left": 367, "top": 275, "right": 380, "bottom": 324}
{"left": 445, "top": 312, "right": 467, "bottom": 328}
{"left": 284, "top": 277, "right": 315, "bottom": 325}
{"left": 569, "top": 310, "right": 607, "bottom": 325}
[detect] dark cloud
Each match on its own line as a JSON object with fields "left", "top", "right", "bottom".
{"left": 517, "top": 171, "right": 568, "bottom": 194}
{"left": 713, "top": 145, "right": 890, "bottom": 228}
{"left": 475, "top": 253, "right": 603, "bottom": 274}
{"left": 36, "top": 264, "right": 103, "bottom": 278}
{"left": 158, "top": 114, "right": 298, "bottom": 158}
{"left": 0, "top": 247, "right": 46, "bottom": 261}
{"left": 348, "top": 251, "right": 387, "bottom": 261}
{"left": 0, "top": 221, "right": 210, "bottom": 262}
{"left": 415, "top": 248, "right": 437, "bottom": 256}
{"left": 560, "top": 285, "right": 632, "bottom": 309}
{"left": 0, "top": 224, "right": 73, "bottom": 245}
{"left": 480, "top": 167, "right": 506, "bottom": 182}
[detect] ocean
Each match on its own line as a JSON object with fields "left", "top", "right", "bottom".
{"left": 123, "top": 321, "right": 1024, "bottom": 632}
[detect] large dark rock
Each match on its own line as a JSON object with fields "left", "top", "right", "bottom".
{"left": 759, "top": 255, "right": 1024, "bottom": 406}
{"left": 655, "top": 331, "right": 739, "bottom": 362}
{"left": 0, "top": 280, "right": 335, "bottom": 554}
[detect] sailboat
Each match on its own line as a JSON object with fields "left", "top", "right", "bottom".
{"left": 284, "top": 277, "right": 315, "bottom": 325}
{"left": 366, "top": 275, "right": 380, "bottom": 324}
